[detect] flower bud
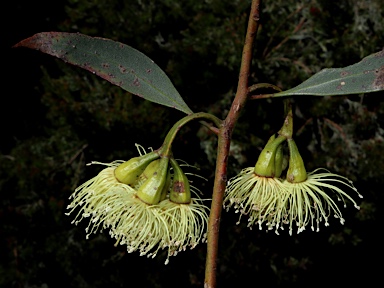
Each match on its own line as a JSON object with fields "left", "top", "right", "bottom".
{"left": 136, "top": 157, "right": 169, "bottom": 205}
{"left": 286, "top": 139, "right": 307, "bottom": 183}
{"left": 169, "top": 159, "right": 191, "bottom": 204}
{"left": 254, "top": 135, "right": 286, "bottom": 177}
{"left": 114, "top": 151, "right": 159, "bottom": 185}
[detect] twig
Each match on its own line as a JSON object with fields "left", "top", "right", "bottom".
{"left": 262, "top": 4, "right": 306, "bottom": 59}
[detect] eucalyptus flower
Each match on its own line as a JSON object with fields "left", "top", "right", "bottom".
{"left": 158, "top": 159, "right": 209, "bottom": 263}
{"left": 65, "top": 158, "right": 170, "bottom": 257}
{"left": 65, "top": 160, "right": 132, "bottom": 237}
{"left": 224, "top": 135, "right": 288, "bottom": 234}
{"left": 224, "top": 136, "right": 362, "bottom": 235}
{"left": 66, "top": 144, "right": 209, "bottom": 264}
{"left": 159, "top": 198, "right": 209, "bottom": 264}
{"left": 224, "top": 167, "right": 287, "bottom": 234}
{"left": 279, "top": 139, "right": 363, "bottom": 235}
{"left": 102, "top": 187, "right": 171, "bottom": 259}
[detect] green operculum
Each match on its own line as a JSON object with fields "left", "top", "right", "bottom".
{"left": 254, "top": 135, "right": 286, "bottom": 177}
{"left": 136, "top": 156, "right": 170, "bottom": 205}
{"left": 114, "top": 150, "right": 160, "bottom": 185}
{"left": 286, "top": 139, "right": 307, "bottom": 183}
{"left": 169, "top": 158, "right": 191, "bottom": 204}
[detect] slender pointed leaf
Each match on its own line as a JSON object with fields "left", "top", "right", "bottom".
{"left": 14, "top": 32, "right": 193, "bottom": 114}
{"left": 274, "top": 49, "right": 384, "bottom": 97}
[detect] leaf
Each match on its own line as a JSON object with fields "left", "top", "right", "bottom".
{"left": 14, "top": 32, "right": 193, "bottom": 114}
{"left": 274, "top": 49, "right": 384, "bottom": 97}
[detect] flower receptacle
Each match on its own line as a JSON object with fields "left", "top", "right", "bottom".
{"left": 286, "top": 139, "right": 307, "bottom": 183}
{"left": 254, "top": 135, "right": 286, "bottom": 177}
{"left": 114, "top": 150, "right": 159, "bottom": 185}
{"left": 160, "top": 167, "right": 172, "bottom": 201}
{"left": 274, "top": 143, "right": 284, "bottom": 178}
{"left": 136, "top": 157, "right": 170, "bottom": 205}
{"left": 169, "top": 158, "right": 191, "bottom": 204}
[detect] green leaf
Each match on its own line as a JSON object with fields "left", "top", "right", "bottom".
{"left": 274, "top": 49, "right": 384, "bottom": 97}
{"left": 14, "top": 32, "right": 193, "bottom": 114}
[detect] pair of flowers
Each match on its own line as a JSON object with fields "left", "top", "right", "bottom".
{"left": 224, "top": 135, "right": 363, "bottom": 235}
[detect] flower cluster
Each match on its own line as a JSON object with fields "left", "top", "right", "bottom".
{"left": 66, "top": 144, "right": 209, "bottom": 264}
{"left": 224, "top": 136, "right": 363, "bottom": 235}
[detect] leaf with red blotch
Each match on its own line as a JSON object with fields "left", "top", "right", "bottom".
{"left": 14, "top": 32, "right": 193, "bottom": 114}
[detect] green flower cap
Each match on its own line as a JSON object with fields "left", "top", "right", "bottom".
{"left": 169, "top": 158, "right": 191, "bottom": 204}
{"left": 286, "top": 139, "right": 307, "bottom": 183}
{"left": 254, "top": 135, "right": 286, "bottom": 177}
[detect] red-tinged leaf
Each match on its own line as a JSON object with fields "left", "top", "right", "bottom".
{"left": 14, "top": 32, "right": 193, "bottom": 114}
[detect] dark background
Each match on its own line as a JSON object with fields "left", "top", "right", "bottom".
{"left": 2, "top": 0, "right": 384, "bottom": 287}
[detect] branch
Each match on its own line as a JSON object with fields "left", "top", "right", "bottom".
{"left": 204, "top": 1, "right": 261, "bottom": 287}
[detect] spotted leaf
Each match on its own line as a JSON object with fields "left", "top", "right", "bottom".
{"left": 14, "top": 32, "right": 193, "bottom": 114}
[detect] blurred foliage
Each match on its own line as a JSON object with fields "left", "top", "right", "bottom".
{"left": 2, "top": 0, "right": 384, "bottom": 287}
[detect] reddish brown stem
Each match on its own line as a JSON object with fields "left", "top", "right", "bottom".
{"left": 204, "top": 1, "right": 260, "bottom": 287}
